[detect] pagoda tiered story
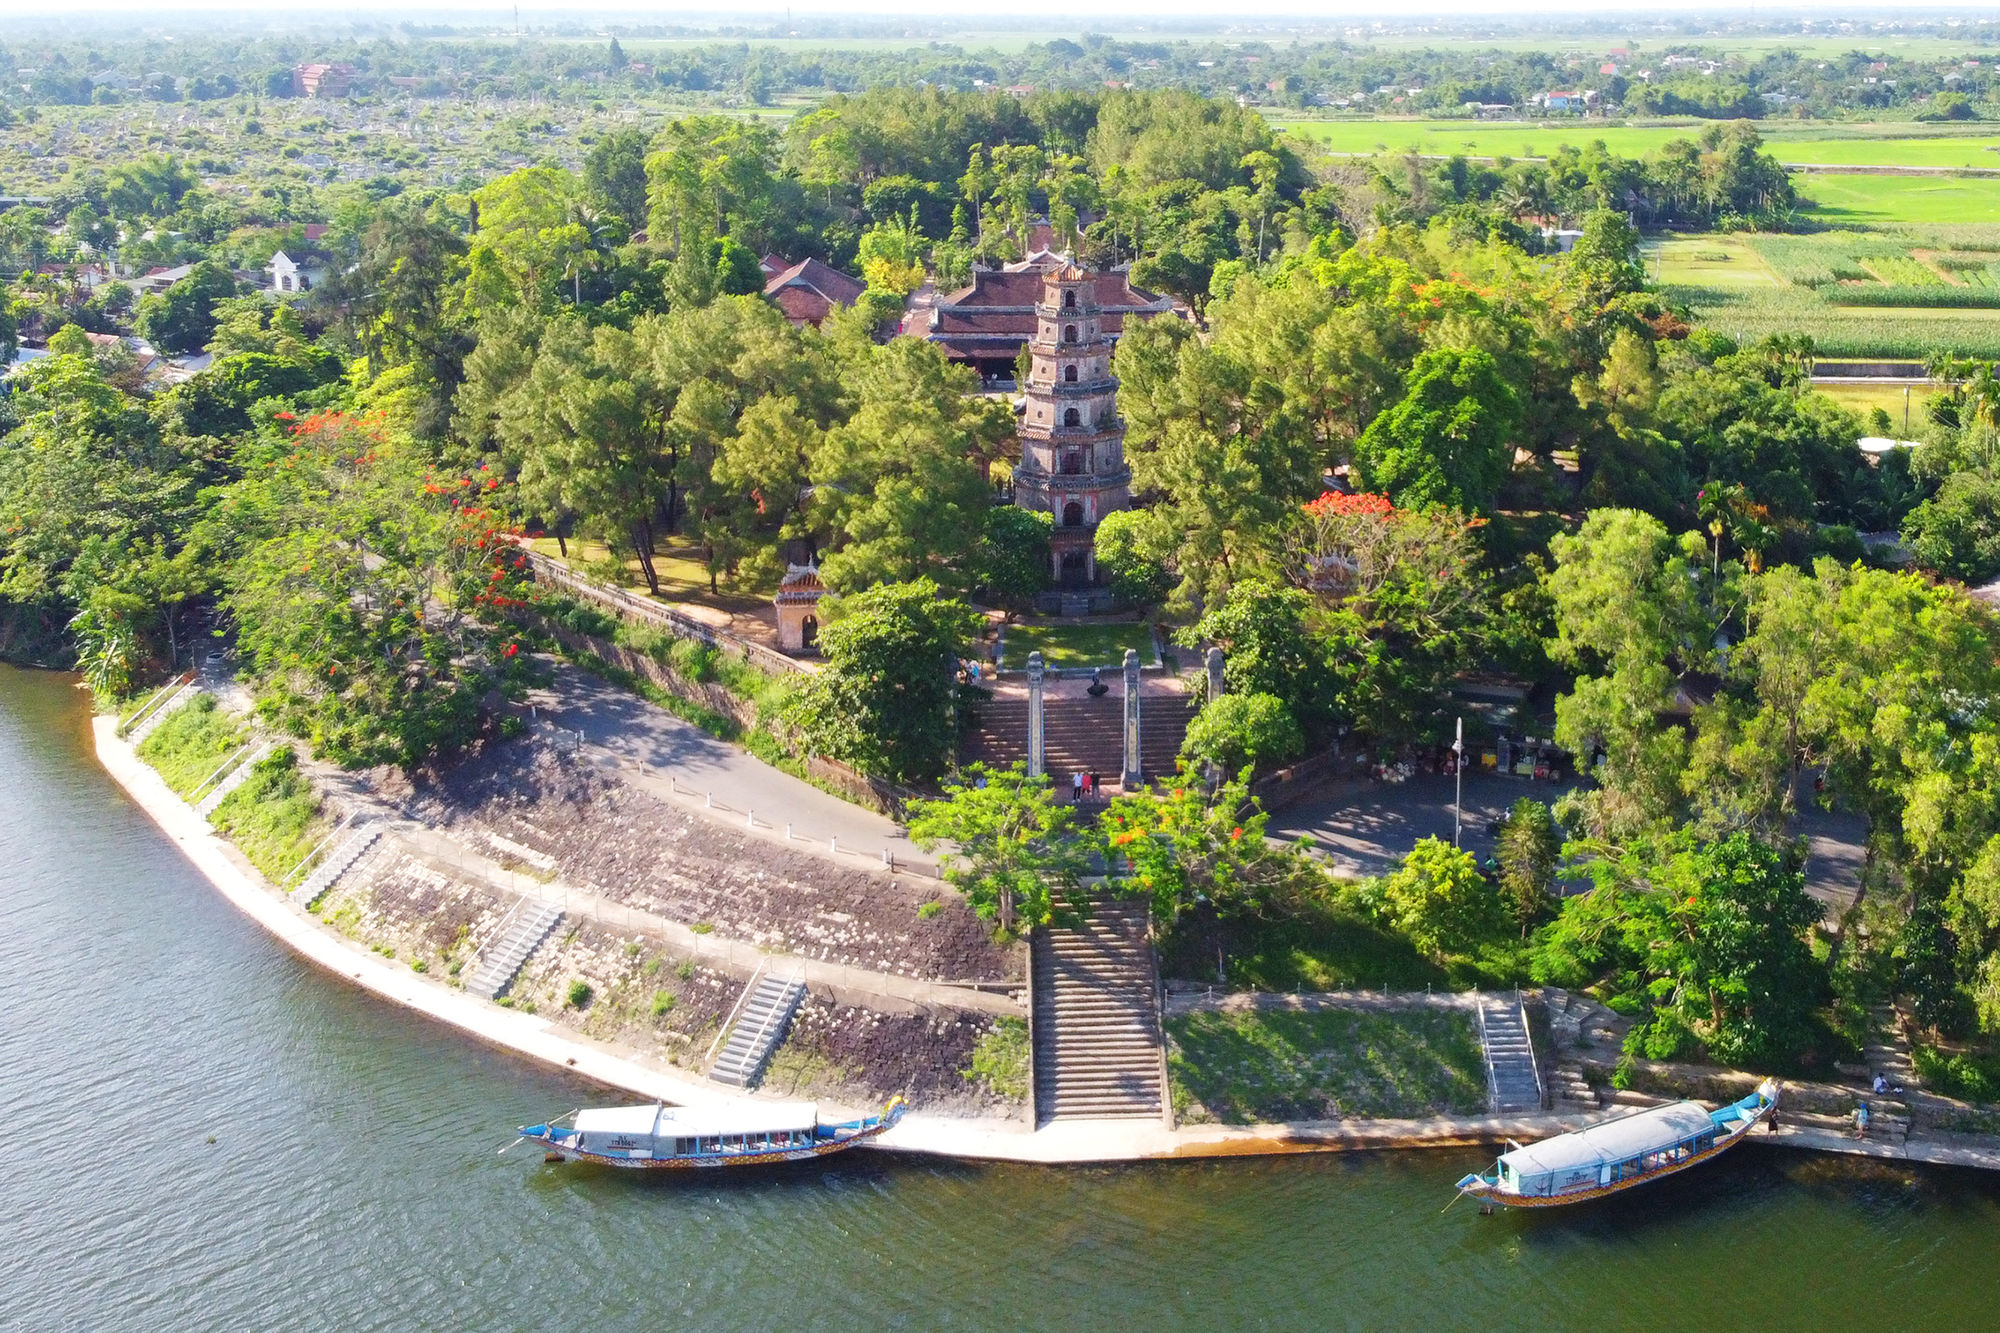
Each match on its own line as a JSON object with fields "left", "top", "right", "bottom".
{"left": 1011, "top": 265, "right": 1131, "bottom": 595}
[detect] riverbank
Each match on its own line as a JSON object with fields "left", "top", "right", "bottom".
{"left": 91, "top": 711, "right": 2000, "bottom": 1172}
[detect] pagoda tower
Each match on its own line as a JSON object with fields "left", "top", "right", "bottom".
{"left": 1012, "top": 265, "right": 1131, "bottom": 593}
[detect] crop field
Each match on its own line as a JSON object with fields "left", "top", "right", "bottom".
{"left": 1267, "top": 117, "right": 2000, "bottom": 169}
{"left": 1650, "top": 229, "right": 2000, "bottom": 358}
{"left": 1798, "top": 172, "right": 2000, "bottom": 224}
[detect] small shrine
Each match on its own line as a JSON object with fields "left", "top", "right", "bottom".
{"left": 774, "top": 564, "right": 828, "bottom": 653}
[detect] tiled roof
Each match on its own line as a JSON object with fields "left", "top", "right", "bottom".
{"left": 764, "top": 257, "right": 865, "bottom": 304}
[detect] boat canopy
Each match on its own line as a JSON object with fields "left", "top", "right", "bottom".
{"left": 1499, "top": 1102, "right": 1715, "bottom": 1180}
{"left": 572, "top": 1102, "right": 820, "bottom": 1146}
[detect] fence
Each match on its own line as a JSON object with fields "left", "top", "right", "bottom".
{"left": 522, "top": 549, "right": 809, "bottom": 680}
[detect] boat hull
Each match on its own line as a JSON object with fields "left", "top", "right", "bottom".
{"left": 1465, "top": 1122, "right": 1759, "bottom": 1208}
{"left": 526, "top": 1119, "right": 896, "bottom": 1170}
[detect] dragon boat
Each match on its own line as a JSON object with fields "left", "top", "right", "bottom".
{"left": 1454, "top": 1079, "right": 1779, "bottom": 1208}
{"left": 520, "top": 1096, "right": 907, "bottom": 1170}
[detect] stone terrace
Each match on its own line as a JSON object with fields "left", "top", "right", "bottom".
{"left": 406, "top": 744, "right": 1018, "bottom": 985}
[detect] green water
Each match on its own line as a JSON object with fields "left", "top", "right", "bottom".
{"left": 3, "top": 666, "right": 1998, "bottom": 1331}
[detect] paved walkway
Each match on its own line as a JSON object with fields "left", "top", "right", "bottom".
{"left": 530, "top": 660, "right": 939, "bottom": 876}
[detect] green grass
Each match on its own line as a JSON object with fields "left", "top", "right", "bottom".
{"left": 1814, "top": 382, "right": 1935, "bottom": 433}
{"left": 1268, "top": 117, "right": 2000, "bottom": 170}
{"left": 1166, "top": 1006, "right": 1488, "bottom": 1124}
{"left": 134, "top": 695, "right": 246, "bottom": 798}
{"left": 1803, "top": 173, "right": 2000, "bottom": 225}
{"left": 998, "top": 621, "right": 1153, "bottom": 670}
{"left": 1159, "top": 901, "right": 1450, "bottom": 992}
{"left": 961, "top": 1015, "right": 1030, "bottom": 1101}
{"left": 1651, "top": 233, "right": 1782, "bottom": 287}
{"left": 208, "top": 748, "right": 328, "bottom": 886}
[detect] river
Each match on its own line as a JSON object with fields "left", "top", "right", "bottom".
{"left": 3, "top": 665, "right": 1998, "bottom": 1331}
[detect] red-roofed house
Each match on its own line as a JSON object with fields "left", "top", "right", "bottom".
{"left": 763, "top": 258, "right": 865, "bottom": 328}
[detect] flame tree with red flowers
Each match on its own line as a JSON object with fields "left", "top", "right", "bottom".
{"left": 205, "top": 411, "right": 534, "bottom": 768}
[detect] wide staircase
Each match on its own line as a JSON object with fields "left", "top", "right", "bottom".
{"left": 961, "top": 693, "right": 1198, "bottom": 793}
{"left": 1031, "top": 895, "right": 1167, "bottom": 1124}
{"left": 710, "top": 973, "right": 808, "bottom": 1088}
{"left": 1478, "top": 993, "right": 1545, "bottom": 1114}
{"left": 465, "top": 899, "right": 565, "bottom": 1000}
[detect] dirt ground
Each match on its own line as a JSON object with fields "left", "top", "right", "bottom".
{"left": 765, "top": 994, "right": 1024, "bottom": 1120}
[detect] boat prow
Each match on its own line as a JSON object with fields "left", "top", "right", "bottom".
{"left": 1455, "top": 1078, "right": 1779, "bottom": 1209}
{"left": 520, "top": 1095, "right": 908, "bottom": 1171}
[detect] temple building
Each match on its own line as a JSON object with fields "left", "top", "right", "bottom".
{"left": 1012, "top": 265, "right": 1131, "bottom": 608}
{"left": 920, "top": 253, "right": 1180, "bottom": 384}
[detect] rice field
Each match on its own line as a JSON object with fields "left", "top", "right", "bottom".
{"left": 1268, "top": 118, "right": 2000, "bottom": 170}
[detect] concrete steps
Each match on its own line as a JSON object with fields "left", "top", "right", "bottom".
{"left": 1031, "top": 895, "right": 1166, "bottom": 1123}
{"left": 1478, "top": 995, "right": 1544, "bottom": 1113}
{"left": 464, "top": 900, "right": 564, "bottom": 1000}
{"left": 710, "top": 973, "right": 808, "bottom": 1088}
{"left": 963, "top": 694, "right": 1198, "bottom": 787}
{"left": 1550, "top": 1061, "right": 1600, "bottom": 1114}
{"left": 194, "top": 743, "right": 272, "bottom": 817}
{"left": 125, "top": 679, "right": 201, "bottom": 744}
{"left": 290, "top": 825, "right": 380, "bottom": 907}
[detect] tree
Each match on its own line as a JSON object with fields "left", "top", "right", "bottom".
{"left": 1497, "top": 798, "right": 1562, "bottom": 937}
{"left": 810, "top": 338, "right": 1010, "bottom": 593}
{"left": 583, "top": 128, "right": 651, "bottom": 237}
{"left": 782, "top": 578, "right": 979, "bottom": 783}
{"left": 978, "top": 505, "right": 1051, "bottom": 611}
{"left": 1902, "top": 472, "right": 2000, "bottom": 585}
{"left": 1380, "top": 837, "right": 1505, "bottom": 960}
{"left": 1099, "top": 766, "right": 1308, "bottom": 924}
{"left": 907, "top": 763, "right": 1086, "bottom": 929}
{"left": 1093, "top": 508, "right": 1172, "bottom": 610}
{"left": 1189, "top": 579, "right": 1338, "bottom": 735}
{"left": 1352, "top": 346, "right": 1520, "bottom": 514}
{"left": 1180, "top": 693, "right": 1304, "bottom": 774}
{"left": 133, "top": 261, "right": 238, "bottom": 354}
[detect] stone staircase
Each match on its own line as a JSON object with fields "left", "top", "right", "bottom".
{"left": 464, "top": 899, "right": 565, "bottom": 1000}
{"left": 193, "top": 743, "right": 272, "bottom": 817}
{"left": 1864, "top": 1003, "right": 1918, "bottom": 1093}
{"left": 1031, "top": 895, "right": 1166, "bottom": 1124}
{"left": 961, "top": 692, "right": 1198, "bottom": 790}
{"left": 290, "top": 825, "right": 381, "bottom": 907}
{"left": 710, "top": 973, "right": 808, "bottom": 1088}
{"left": 125, "top": 678, "right": 201, "bottom": 744}
{"left": 1549, "top": 1060, "right": 1601, "bottom": 1114}
{"left": 1478, "top": 993, "right": 1545, "bottom": 1113}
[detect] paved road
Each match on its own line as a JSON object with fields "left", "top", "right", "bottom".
{"left": 529, "top": 660, "right": 936, "bottom": 875}
{"left": 1270, "top": 771, "right": 1869, "bottom": 906}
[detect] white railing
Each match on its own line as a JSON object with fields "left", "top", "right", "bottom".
{"left": 1519, "top": 990, "right": 1546, "bottom": 1109}
{"left": 120, "top": 670, "right": 196, "bottom": 737}
{"left": 705, "top": 956, "right": 770, "bottom": 1066}
{"left": 282, "top": 812, "right": 355, "bottom": 889}
{"left": 463, "top": 892, "right": 528, "bottom": 983}
{"left": 724, "top": 966, "right": 806, "bottom": 1078}
{"left": 1475, "top": 988, "right": 1500, "bottom": 1114}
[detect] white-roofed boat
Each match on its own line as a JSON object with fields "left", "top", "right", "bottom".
{"left": 519, "top": 1096, "right": 906, "bottom": 1170}
{"left": 1454, "top": 1079, "right": 1779, "bottom": 1208}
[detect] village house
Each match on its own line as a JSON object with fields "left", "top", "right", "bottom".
{"left": 269, "top": 248, "right": 333, "bottom": 293}
{"left": 292, "top": 62, "right": 356, "bottom": 98}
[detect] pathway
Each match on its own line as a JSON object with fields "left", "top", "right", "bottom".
{"left": 1031, "top": 896, "right": 1168, "bottom": 1124}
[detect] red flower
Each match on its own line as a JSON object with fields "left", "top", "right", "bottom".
{"left": 503, "top": 643, "right": 519, "bottom": 659}
{"left": 1230, "top": 826, "right": 1244, "bottom": 840}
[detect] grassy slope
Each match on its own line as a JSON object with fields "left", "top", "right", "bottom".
{"left": 1167, "top": 1006, "right": 1487, "bottom": 1124}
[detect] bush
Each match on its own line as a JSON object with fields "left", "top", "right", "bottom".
{"left": 135, "top": 694, "right": 244, "bottom": 796}
{"left": 209, "top": 746, "right": 325, "bottom": 884}
{"left": 565, "top": 978, "right": 593, "bottom": 1009}
{"left": 962, "top": 1016, "right": 1029, "bottom": 1099}
{"left": 1914, "top": 1045, "right": 2000, "bottom": 1102}
{"left": 1180, "top": 692, "right": 1305, "bottom": 774}
{"left": 650, "top": 990, "right": 676, "bottom": 1018}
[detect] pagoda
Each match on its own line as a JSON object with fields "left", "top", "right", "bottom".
{"left": 1011, "top": 265, "right": 1131, "bottom": 603}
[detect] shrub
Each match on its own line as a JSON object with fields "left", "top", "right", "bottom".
{"left": 565, "top": 978, "right": 593, "bottom": 1009}
{"left": 962, "top": 1016, "right": 1030, "bottom": 1099}
{"left": 1914, "top": 1045, "right": 2000, "bottom": 1103}
{"left": 1180, "top": 692, "right": 1306, "bottom": 774}
{"left": 650, "top": 990, "right": 676, "bottom": 1018}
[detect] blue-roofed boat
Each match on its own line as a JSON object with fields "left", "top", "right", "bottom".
{"left": 1454, "top": 1079, "right": 1779, "bottom": 1208}
{"left": 519, "top": 1096, "right": 906, "bottom": 1170}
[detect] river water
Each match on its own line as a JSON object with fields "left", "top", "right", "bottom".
{"left": 4, "top": 666, "right": 1998, "bottom": 1332}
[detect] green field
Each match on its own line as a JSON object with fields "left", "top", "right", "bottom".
{"left": 1800, "top": 173, "right": 2000, "bottom": 224}
{"left": 1267, "top": 117, "right": 2000, "bottom": 170}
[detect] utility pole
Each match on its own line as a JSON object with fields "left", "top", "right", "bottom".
{"left": 1453, "top": 716, "right": 1465, "bottom": 849}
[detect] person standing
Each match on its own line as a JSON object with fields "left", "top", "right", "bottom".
{"left": 1072, "top": 771, "right": 1084, "bottom": 802}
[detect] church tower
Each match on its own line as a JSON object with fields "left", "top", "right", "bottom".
{"left": 1012, "top": 265, "right": 1131, "bottom": 593}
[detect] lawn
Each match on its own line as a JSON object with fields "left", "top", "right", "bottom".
{"left": 1166, "top": 1006, "right": 1488, "bottom": 1124}
{"left": 526, "top": 537, "right": 778, "bottom": 614}
{"left": 1158, "top": 901, "right": 1450, "bottom": 992}
{"left": 998, "top": 621, "right": 1154, "bottom": 670}
{"left": 1648, "top": 233, "right": 1781, "bottom": 288}
{"left": 1814, "top": 381, "right": 1935, "bottom": 434}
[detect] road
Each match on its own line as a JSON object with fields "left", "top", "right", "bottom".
{"left": 1269, "top": 771, "right": 1870, "bottom": 906}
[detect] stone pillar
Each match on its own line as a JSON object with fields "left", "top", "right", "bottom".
{"left": 1206, "top": 646, "right": 1225, "bottom": 704}
{"left": 1121, "top": 647, "right": 1143, "bottom": 790}
{"left": 1026, "top": 651, "right": 1046, "bottom": 780}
